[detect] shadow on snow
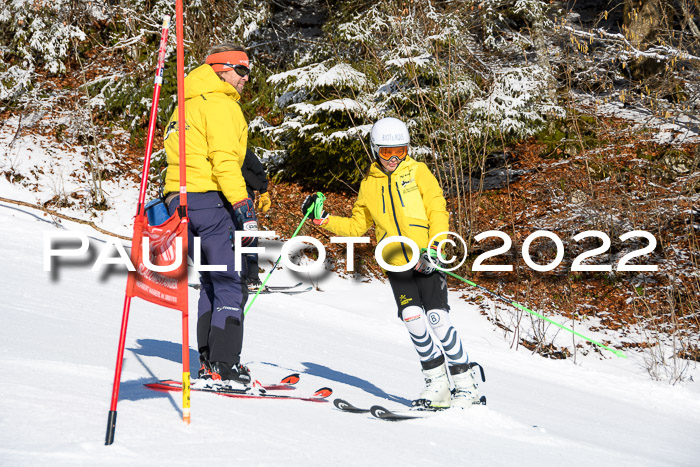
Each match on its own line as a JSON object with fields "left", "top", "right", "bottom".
{"left": 120, "top": 339, "right": 410, "bottom": 407}
{"left": 259, "top": 360, "right": 411, "bottom": 406}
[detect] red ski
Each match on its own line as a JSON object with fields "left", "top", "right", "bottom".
{"left": 150, "top": 372, "right": 301, "bottom": 392}
{"left": 145, "top": 374, "right": 332, "bottom": 403}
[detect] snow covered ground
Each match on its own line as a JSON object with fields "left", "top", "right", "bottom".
{"left": 1, "top": 198, "right": 699, "bottom": 466}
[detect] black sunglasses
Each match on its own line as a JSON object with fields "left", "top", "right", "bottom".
{"left": 210, "top": 63, "right": 250, "bottom": 77}
{"left": 232, "top": 65, "right": 250, "bottom": 77}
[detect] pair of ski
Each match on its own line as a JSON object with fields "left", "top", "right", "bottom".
{"left": 146, "top": 375, "right": 486, "bottom": 420}
{"left": 145, "top": 373, "right": 332, "bottom": 403}
{"left": 333, "top": 396, "right": 487, "bottom": 421}
{"left": 189, "top": 281, "right": 312, "bottom": 295}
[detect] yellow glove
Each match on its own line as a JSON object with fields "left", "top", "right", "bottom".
{"left": 257, "top": 192, "right": 271, "bottom": 213}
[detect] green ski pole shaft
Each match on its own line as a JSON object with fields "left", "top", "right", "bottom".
{"left": 439, "top": 268, "right": 627, "bottom": 358}
{"left": 244, "top": 193, "right": 324, "bottom": 316}
{"left": 244, "top": 211, "right": 310, "bottom": 315}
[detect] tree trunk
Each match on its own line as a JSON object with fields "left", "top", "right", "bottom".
{"left": 679, "top": 0, "right": 700, "bottom": 38}
{"left": 623, "top": 0, "right": 670, "bottom": 79}
{"left": 531, "top": 14, "right": 558, "bottom": 103}
{"left": 623, "top": 0, "right": 668, "bottom": 47}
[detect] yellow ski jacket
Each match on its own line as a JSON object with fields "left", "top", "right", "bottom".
{"left": 163, "top": 64, "right": 248, "bottom": 205}
{"left": 322, "top": 157, "right": 449, "bottom": 267}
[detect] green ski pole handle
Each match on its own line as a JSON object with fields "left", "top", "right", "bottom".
{"left": 310, "top": 192, "right": 326, "bottom": 219}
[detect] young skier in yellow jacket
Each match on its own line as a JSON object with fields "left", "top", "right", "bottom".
{"left": 301, "top": 117, "right": 484, "bottom": 409}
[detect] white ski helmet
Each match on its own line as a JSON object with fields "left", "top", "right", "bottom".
{"left": 370, "top": 117, "right": 410, "bottom": 162}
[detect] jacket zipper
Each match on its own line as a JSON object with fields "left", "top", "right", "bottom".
{"left": 387, "top": 173, "right": 409, "bottom": 262}
{"left": 395, "top": 181, "right": 405, "bottom": 207}
{"left": 381, "top": 186, "right": 385, "bottom": 213}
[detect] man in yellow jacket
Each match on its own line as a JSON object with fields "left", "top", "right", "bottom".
{"left": 301, "top": 117, "right": 484, "bottom": 409}
{"left": 164, "top": 43, "right": 255, "bottom": 386}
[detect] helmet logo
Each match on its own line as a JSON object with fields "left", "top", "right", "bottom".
{"left": 382, "top": 133, "right": 405, "bottom": 142}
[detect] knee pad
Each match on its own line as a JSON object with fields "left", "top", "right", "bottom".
{"left": 401, "top": 306, "right": 428, "bottom": 335}
{"left": 425, "top": 308, "right": 452, "bottom": 339}
{"left": 426, "top": 308, "right": 468, "bottom": 365}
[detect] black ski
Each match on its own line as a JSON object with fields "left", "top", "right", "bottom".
{"left": 254, "top": 285, "right": 313, "bottom": 295}
{"left": 370, "top": 405, "right": 430, "bottom": 421}
{"left": 333, "top": 398, "right": 430, "bottom": 419}
{"left": 264, "top": 282, "right": 303, "bottom": 290}
{"left": 371, "top": 396, "right": 487, "bottom": 421}
{"left": 333, "top": 396, "right": 487, "bottom": 421}
{"left": 333, "top": 398, "right": 370, "bottom": 413}
{"left": 190, "top": 282, "right": 312, "bottom": 294}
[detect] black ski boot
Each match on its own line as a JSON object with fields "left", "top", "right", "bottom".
{"left": 210, "top": 361, "right": 252, "bottom": 386}
{"left": 198, "top": 349, "right": 212, "bottom": 379}
{"left": 246, "top": 276, "right": 262, "bottom": 291}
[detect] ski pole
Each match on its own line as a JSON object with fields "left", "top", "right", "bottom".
{"left": 432, "top": 260, "right": 627, "bottom": 358}
{"left": 244, "top": 193, "right": 325, "bottom": 315}
{"left": 105, "top": 15, "right": 172, "bottom": 446}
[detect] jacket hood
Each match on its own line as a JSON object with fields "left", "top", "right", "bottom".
{"left": 184, "top": 64, "right": 240, "bottom": 101}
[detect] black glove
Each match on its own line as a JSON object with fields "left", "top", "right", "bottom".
{"left": 414, "top": 247, "right": 445, "bottom": 275}
{"left": 301, "top": 193, "right": 329, "bottom": 225}
{"left": 232, "top": 198, "right": 258, "bottom": 247}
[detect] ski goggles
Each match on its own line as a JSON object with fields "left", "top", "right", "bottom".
{"left": 377, "top": 145, "right": 408, "bottom": 162}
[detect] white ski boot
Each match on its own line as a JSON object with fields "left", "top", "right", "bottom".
{"left": 413, "top": 363, "right": 451, "bottom": 410}
{"left": 450, "top": 363, "right": 485, "bottom": 408}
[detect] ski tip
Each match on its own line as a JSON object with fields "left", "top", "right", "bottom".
{"left": 334, "top": 398, "right": 371, "bottom": 413}
{"left": 333, "top": 398, "right": 347, "bottom": 410}
{"left": 280, "top": 373, "right": 301, "bottom": 385}
{"left": 369, "top": 405, "right": 387, "bottom": 416}
{"left": 314, "top": 387, "right": 333, "bottom": 398}
{"left": 333, "top": 398, "right": 354, "bottom": 410}
{"left": 370, "top": 405, "right": 422, "bottom": 421}
{"left": 144, "top": 382, "right": 179, "bottom": 393}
